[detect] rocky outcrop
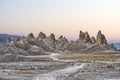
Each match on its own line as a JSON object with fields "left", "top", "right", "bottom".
{"left": 43, "top": 33, "right": 56, "bottom": 51}
{"left": 0, "top": 43, "right": 28, "bottom": 62}
{"left": 37, "top": 32, "right": 46, "bottom": 40}
{"left": 28, "top": 45, "right": 45, "bottom": 54}
{"left": 63, "top": 41, "right": 92, "bottom": 52}
{"left": 13, "top": 38, "right": 30, "bottom": 50}
{"left": 91, "top": 36, "right": 96, "bottom": 44}
{"left": 96, "top": 30, "right": 107, "bottom": 45}
{"left": 4, "top": 30, "right": 116, "bottom": 53}
{"left": 108, "top": 43, "right": 117, "bottom": 50}
{"left": 27, "top": 33, "right": 35, "bottom": 40}
{"left": 26, "top": 33, "right": 36, "bottom": 45}
{"left": 1, "top": 46, "right": 32, "bottom": 62}
{"left": 48, "top": 33, "right": 56, "bottom": 43}
{"left": 78, "top": 31, "right": 91, "bottom": 43}
{"left": 56, "top": 35, "right": 68, "bottom": 50}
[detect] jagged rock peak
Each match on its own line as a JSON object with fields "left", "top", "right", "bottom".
{"left": 6, "top": 36, "right": 11, "bottom": 44}
{"left": 79, "top": 30, "right": 91, "bottom": 43}
{"left": 63, "top": 37, "right": 69, "bottom": 43}
{"left": 37, "top": 32, "right": 46, "bottom": 40}
{"left": 96, "top": 30, "right": 107, "bottom": 45}
{"left": 79, "top": 30, "right": 84, "bottom": 39}
{"left": 58, "top": 35, "right": 63, "bottom": 39}
{"left": 85, "top": 32, "right": 91, "bottom": 42}
{"left": 58, "top": 35, "right": 68, "bottom": 43}
{"left": 27, "top": 33, "right": 35, "bottom": 39}
{"left": 26, "top": 33, "right": 36, "bottom": 45}
{"left": 91, "top": 36, "right": 96, "bottom": 44}
{"left": 56, "top": 35, "right": 68, "bottom": 50}
{"left": 49, "top": 33, "right": 56, "bottom": 42}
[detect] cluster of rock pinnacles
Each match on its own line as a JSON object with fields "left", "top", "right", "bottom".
{"left": 6, "top": 30, "right": 115, "bottom": 52}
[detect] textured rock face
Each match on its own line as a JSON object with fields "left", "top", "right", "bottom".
{"left": 58, "top": 36, "right": 68, "bottom": 44}
{"left": 37, "top": 32, "right": 46, "bottom": 40}
{"left": 78, "top": 31, "right": 91, "bottom": 43}
{"left": 91, "top": 36, "right": 96, "bottom": 44}
{"left": 13, "top": 39, "right": 30, "bottom": 50}
{"left": 96, "top": 30, "right": 107, "bottom": 45}
{"left": 27, "top": 33, "right": 35, "bottom": 39}
{"left": 63, "top": 42, "right": 80, "bottom": 51}
{"left": 56, "top": 35, "right": 68, "bottom": 50}
{"left": 43, "top": 33, "right": 56, "bottom": 51}
{"left": 0, "top": 43, "right": 28, "bottom": 62}
{"left": 26, "top": 33, "right": 35, "bottom": 41}
{"left": 28, "top": 45, "right": 45, "bottom": 54}
{"left": 26, "top": 33, "right": 36, "bottom": 45}
{"left": 4, "top": 30, "right": 116, "bottom": 53}
{"left": 49, "top": 33, "right": 56, "bottom": 43}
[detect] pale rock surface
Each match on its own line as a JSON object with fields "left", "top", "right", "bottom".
{"left": 91, "top": 36, "right": 96, "bottom": 44}
{"left": 43, "top": 33, "right": 56, "bottom": 51}
{"left": 78, "top": 31, "right": 91, "bottom": 43}
{"left": 26, "top": 33, "right": 36, "bottom": 45}
{"left": 37, "top": 32, "right": 46, "bottom": 41}
{"left": 96, "top": 30, "right": 107, "bottom": 45}
{"left": 28, "top": 45, "right": 45, "bottom": 54}
{"left": 5, "top": 30, "right": 117, "bottom": 53}
{"left": 56, "top": 35, "right": 68, "bottom": 50}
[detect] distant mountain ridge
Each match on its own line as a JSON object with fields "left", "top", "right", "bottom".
{"left": 0, "top": 34, "right": 21, "bottom": 44}
{"left": 114, "top": 43, "right": 120, "bottom": 50}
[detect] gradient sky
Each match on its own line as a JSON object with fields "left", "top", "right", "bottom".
{"left": 0, "top": 0, "right": 120, "bottom": 41}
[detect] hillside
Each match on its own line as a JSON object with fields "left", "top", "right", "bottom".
{"left": 0, "top": 34, "right": 21, "bottom": 44}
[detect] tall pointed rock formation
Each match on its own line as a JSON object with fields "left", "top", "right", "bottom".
{"left": 96, "top": 30, "right": 107, "bottom": 45}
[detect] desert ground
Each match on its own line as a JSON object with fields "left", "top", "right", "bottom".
{"left": 0, "top": 51, "right": 120, "bottom": 80}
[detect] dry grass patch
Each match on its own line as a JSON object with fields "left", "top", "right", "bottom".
{"left": 24, "top": 55, "right": 52, "bottom": 61}
{"left": 15, "top": 69, "right": 36, "bottom": 74}
{"left": 58, "top": 53, "right": 120, "bottom": 61}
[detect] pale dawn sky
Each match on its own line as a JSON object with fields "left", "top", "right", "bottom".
{"left": 0, "top": 0, "right": 120, "bottom": 41}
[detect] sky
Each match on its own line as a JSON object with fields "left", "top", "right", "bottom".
{"left": 0, "top": 0, "right": 120, "bottom": 42}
